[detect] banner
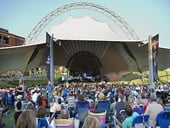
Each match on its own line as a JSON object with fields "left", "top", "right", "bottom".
{"left": 46, "top": 32, "right": 51, "bottom": 81}
{"left": 152, "top": 34, "right": 159, "bottom": 81}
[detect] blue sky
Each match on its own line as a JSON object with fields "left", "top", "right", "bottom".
{"left": 0, "top": 0, "right": 170, "bottom": 48}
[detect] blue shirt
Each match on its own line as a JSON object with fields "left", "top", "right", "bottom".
{"left": 47, "top": 84, "right": 53, "bottom": 93}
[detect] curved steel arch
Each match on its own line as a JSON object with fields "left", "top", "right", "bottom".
{"left": 26, "top": 2, "right": 139, "bottom": 44}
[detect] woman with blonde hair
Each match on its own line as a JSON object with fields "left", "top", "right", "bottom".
{"left": 82, "top": 116, "right": 100, "bottom": 128}
{"left": 15, "top": 79, "right": 25, "bottom": 99}
{"left": 16, "top": 109, "right": 36, "bottom": 128}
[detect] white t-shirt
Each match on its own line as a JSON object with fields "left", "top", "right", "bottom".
{"left": 32, "top": 92, "right": 38, "bottom": 103}
{"left": 50, "top": 102, "right": 58, "bottom": 113}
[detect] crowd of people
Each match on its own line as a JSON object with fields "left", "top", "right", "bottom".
{"left": 0, "top": 79, "right": 170, "bottom": 128}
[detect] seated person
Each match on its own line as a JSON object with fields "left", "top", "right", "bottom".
{"left": 82, "top": 115, "right": 100, "bottom": 128}
{"left": 67, "top": 94, "right": 76, "bottom": 118}
{"left": 36, "top": 106, "right": 49, "bottom": 128}
{"left": 61, "top": 109, "right": 70, "bottom": 119}
{"left": 115, "top": 95, "right": 127, "bottom": 123}
{"left": 61, "top": 109, "right": 79, "bottom": 128}
{"left": 25, "top": 101, "right": 35, "bottom": 111}
{"left": 144, "top": 94, "right": 163, "bottom": 127}
{"left": 16, "top": 109, "right": 36, "bottom": 128}
{"left": 50, "top": 109, "right": 79, "bottom": 128}
{"left": 114, "top": 103, "right": 139, "bottom": 128}
{"left": 89, "top": 101, "right": 95, "bottom": 111}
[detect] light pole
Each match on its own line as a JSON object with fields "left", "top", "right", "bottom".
{"left": 148, "top": 35, "right": 154, "bottom": 88}
{"left": 50, "top": 34, "right": 54, "bottom": 86}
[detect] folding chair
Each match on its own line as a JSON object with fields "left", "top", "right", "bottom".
{"left": 37, "top": 118, "right": 49, "bottom": 128}
{"left": 139, "top": 104, "right": 144, "bottom": 114}
{"left": 76, "top": 101, "right": 89, "bottom": 127}
{"left": 132, "top": 114, "right": 150, "bottom": 128}
{"left": 67, "top": 96, "right": 76, "bottom": 118}
{"left": 55, "top": 119, "right": 74, "bottom": 128}
{"left": 156, "top": 110, "right": 170, "bottom": 128}
{"left": 96, "top": 100, "right": 110, "bottom": 121}
{"left": 133, "top": 104, "right": 144, "bottom": 115}
{"left": 88, "top": 110, "right": 106, "bottom": 128}
{"left": 164, "top": 106, "right": 170, "bottom": 111}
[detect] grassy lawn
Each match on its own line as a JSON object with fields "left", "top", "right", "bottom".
{"left": 0, "top": 79, "right": 49, "bottom": 88}
{"left": 2, "top": 106, "right": 50, "bottom": 128}
{"left": 120, "top": 71, "right": 170, "bottom": 84}
{"left": 2, "top": 106, "right": 15, "bottom": 128}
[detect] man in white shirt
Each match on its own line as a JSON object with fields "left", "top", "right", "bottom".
{"left": 145, "top": 93, "right": 163, "bottom": 127}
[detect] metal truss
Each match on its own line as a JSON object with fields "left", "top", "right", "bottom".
{"left": 26, "top": 2, "right": 139, "bottom": 44}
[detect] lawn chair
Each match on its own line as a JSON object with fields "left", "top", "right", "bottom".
{"left": 96, "top": 100, "right": 110, "bottom": 121}
{"left": 156, "top": 110, "right": 170, "bottom": 128}
{"left": 133, "top": 104, "right": 144, "bottom": 115}
{"left": 37, "top": 118, "right": 49, "bottom": 128}
{"left": 76, "top": 101, "right": 89, "bottom": 128}
{"left": 55, "top": 119, "right": 74, "bottom": 128}
{"left": 88, "top": 110, "right": 106, "bottom": 128}
{"left": 132, "top": 114, "right": 150, "bottom": 128}
{"left": 164, "top": 106, "right": 170, "bottom": 111}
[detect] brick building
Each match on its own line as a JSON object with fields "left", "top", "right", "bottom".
{"left": 0, "top": 28, "right": 25, "bottom": 47}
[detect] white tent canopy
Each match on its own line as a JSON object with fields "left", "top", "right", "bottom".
{"left": 50, "top": 16, "right": 130, "bottom": 41}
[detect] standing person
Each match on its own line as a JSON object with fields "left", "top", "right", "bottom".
{"left": 15, "top": 79, "right": 25, "bottom": 100}
{"left": 14, "top": 101, "right": 23, "bottom": 125}
{"left": 49, "top": 97, "right": 57, "bottom": 117}
{"left": 49, "top": 97, "right": 64, "bottom": 121}
{"left": 47, "top": 81, "right": 53, "bottom": 107}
